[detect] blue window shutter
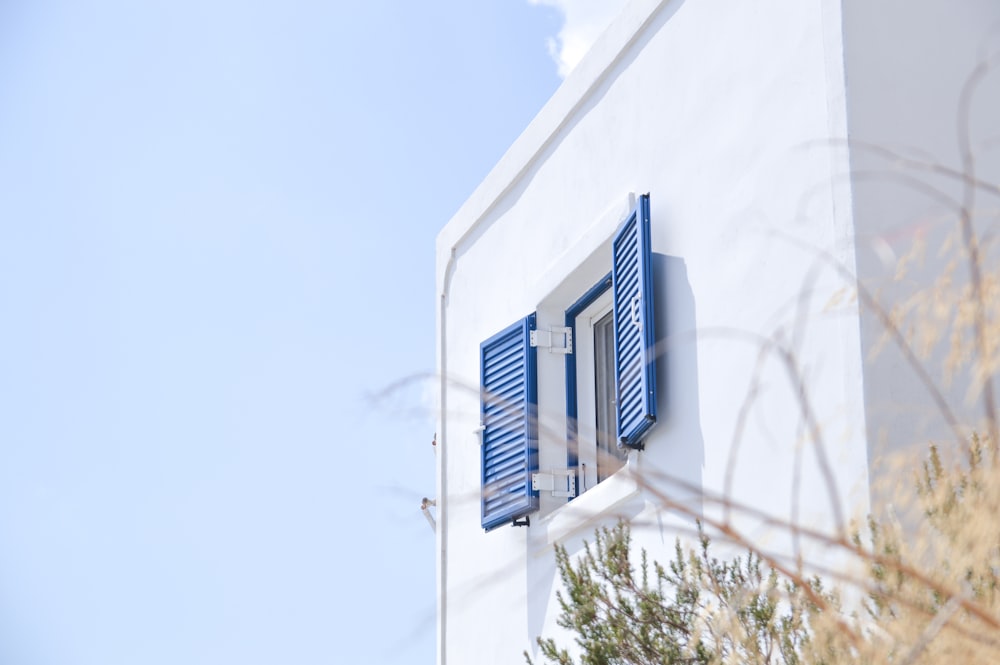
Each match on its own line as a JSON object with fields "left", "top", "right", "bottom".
{"left": 612, "top": 194, "right": 657, "bottom": 448}
{"left": 480, "top": 314, "right": 539, "bottom": 531}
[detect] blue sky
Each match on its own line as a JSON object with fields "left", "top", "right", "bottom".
{"left": 0, "top": 1, "right": 611, "bottom": 663}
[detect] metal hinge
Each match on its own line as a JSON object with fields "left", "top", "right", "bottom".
{"left": 532, "top": 469, "right": 577, "bottom": 498}
{"left": 530, "top": 326, "right": 573, "bottom": 354}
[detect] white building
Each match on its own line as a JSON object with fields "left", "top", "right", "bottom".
{"left": 433, "top": 1, "right": 1000, "bottom": 663}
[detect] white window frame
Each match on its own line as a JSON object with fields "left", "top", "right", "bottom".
{"left": 571, "top": 287, "right": 627, "bottom": 493}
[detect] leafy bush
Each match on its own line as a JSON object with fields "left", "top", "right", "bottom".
{"left": 529, "top": 437, "right": 1000, "bottom": 665}
{"left": 527, "top": 522, "right": 835, "bottom": 665}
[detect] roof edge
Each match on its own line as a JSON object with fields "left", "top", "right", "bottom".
{"left": 435, "top": 0, "right": 674, "bottom": 266}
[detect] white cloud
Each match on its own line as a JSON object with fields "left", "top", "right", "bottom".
{"left": 530, "top": 0, "right": 630, "bottom": 78}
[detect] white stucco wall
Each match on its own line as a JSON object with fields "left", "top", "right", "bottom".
{"left": 435, "top": 1, "right": 876, "bottom": 663}
{"left": 842, "top": 0, "right": 1000, "bottom": 481}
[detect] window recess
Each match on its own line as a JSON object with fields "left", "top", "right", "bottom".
{"left": 478, "top": 194, "right": 658, "bottom": 530}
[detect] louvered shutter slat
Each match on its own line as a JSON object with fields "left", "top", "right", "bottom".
{"left": 612, "top": 195, "right": 658, "bottom": 448}
{"left": 480, "top": 314, "right": 539, "bottom": 531}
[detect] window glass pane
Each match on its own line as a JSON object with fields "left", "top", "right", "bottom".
{"left": 594, "top": 310, "right": 624, "bottom": 481}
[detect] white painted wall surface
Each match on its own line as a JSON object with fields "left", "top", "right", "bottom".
{"left": 842, "top": 0, "right": 1000, "bottom": 481}
{"left": 435, "top": 0, "right": 879, "bottom": 662}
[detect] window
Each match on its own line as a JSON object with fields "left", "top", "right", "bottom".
{"left": 568, "top": 280, "right": 626, "bottom": 494}
{"left": 479, "top": 194, "right": 657, "bottom": 531}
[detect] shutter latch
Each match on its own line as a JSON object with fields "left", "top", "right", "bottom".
{"left": 530, "top": 326, "right": 573, "bottom": 354}
{"left": 532, "top": 469, "right": 577, "bottom": 498}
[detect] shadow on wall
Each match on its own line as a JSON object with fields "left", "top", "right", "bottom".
{"left": 649, "top": 253, "right": 705, "bottom": 535}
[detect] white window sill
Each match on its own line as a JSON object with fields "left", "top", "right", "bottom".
{"left": 535, "top": 453, "right": 641, "bottom": 548}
